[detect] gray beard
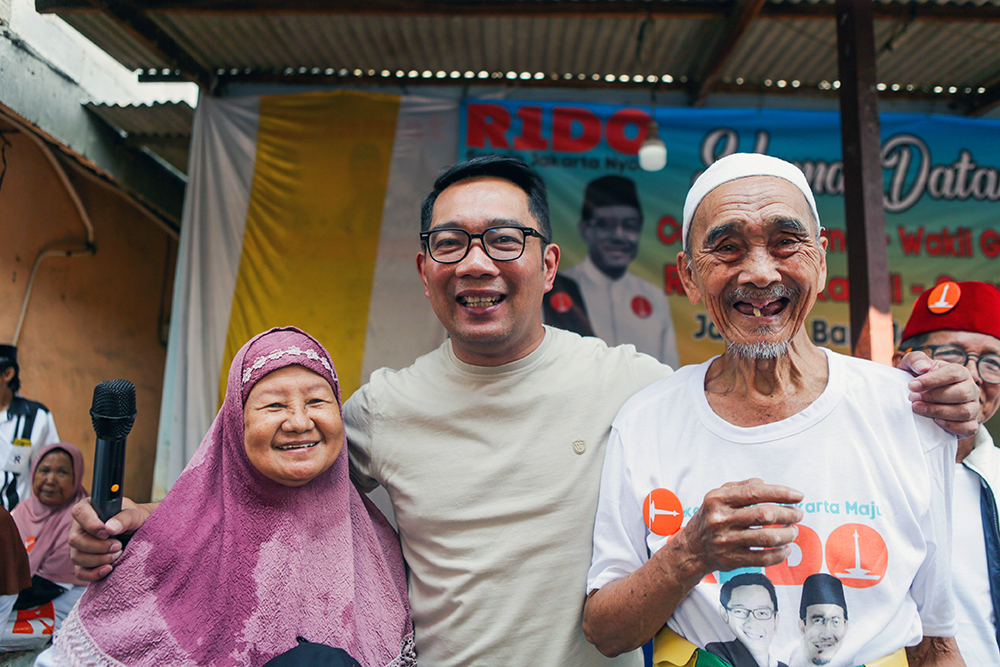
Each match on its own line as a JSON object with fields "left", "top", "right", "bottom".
{"left": 726, "top": 339, "right": 790, "bottom": 359}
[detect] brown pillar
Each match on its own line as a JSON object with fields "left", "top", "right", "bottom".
{"left": 836, "top": 0, "right": 894, "bottom": 364}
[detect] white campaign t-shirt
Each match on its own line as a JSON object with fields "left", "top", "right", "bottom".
{"left": 589, "top": 348, "right": 957, "bottom": 667}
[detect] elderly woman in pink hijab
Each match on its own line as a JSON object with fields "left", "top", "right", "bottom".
{"left": 38, "top": 327, "right": 415, "bottom": 667}
{"left": 10, "top": 442, "right": 90, "bottom": 629}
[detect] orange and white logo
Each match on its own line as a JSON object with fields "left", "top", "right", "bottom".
{"left": 765, "top": 524, "right": 823, "bottom": 586}
{"left": 927, "top": 281, "right": 961, "bottom": 314}
{"left": 642, "top": 488, "right": 683, "bottom": 536}
{"left": 24, "top": 536, "right": 35, "bottom": 553}
{"left": 825, "top": 523, "right": 887, "bottom": 588}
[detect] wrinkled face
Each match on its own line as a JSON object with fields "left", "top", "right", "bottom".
{"left": 580, "top": 204, "right": 642, "bottom": 275}
{"left": 417, "top": 176, "right": 559, "bottom": 365}
{"left": 32, "top": 449, "right": 75, "bottom": 506}
{"left": 921, "top": 330, "right": 1000, "bottom": 423}
{"left": 799, "top": 604, "right": 847, "bottom": 665}
{"left": 243, "top": 365, "right": 343, "bottom": 487}
{"left": 679, "top": 176, "right": 827, "bottom": 359}
{"left": 722, "top": 585, "right": 779, "bottom": 655}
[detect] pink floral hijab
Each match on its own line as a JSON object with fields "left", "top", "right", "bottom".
{"left": 52, "top": 327, "right": 415, "bottom": 667}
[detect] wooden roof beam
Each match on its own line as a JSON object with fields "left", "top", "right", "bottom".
{"left": 79, "top": 0, "right": 215, "bottom": 90}
{"left": 690, "top": 0, "right": 766, "bottom": 107}
{"left": 39, "top": 0, "right": 730, "bottom": 18}
{"left": 37, "top": 0, "right": 1000, "bottom": 21}
{"left": 762, "top": 2, "right": 1000, "bottom": 22}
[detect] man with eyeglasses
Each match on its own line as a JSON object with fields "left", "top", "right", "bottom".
{"left": 544, "top": 175, "right": 680, "bottom": 367}
{"left": 894, "top": 281, "right": 1000, "bottom": 667}
{"left": 706, "top": 573, "right": 787, "bottom": 667}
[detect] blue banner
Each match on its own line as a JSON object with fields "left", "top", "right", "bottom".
{"left": 461, "top": 101, "right": 1000, "bottom": 365}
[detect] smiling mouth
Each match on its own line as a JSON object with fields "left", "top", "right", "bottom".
{"left": 458, "top": 295, "right": 504, "bottom": 308}
{"left": 734, "top": 298, "right": 789, "bottom": 318}
{"left": 276, "top": 442, "right": 318, "bottom": 451}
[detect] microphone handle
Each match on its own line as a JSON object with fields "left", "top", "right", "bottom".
{"left": 91, "top": 436, "right": 127, "bottom": 523}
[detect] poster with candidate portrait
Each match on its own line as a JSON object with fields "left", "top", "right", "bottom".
{"left": 459, "top": 101, "right": 1000, "bottom": 366}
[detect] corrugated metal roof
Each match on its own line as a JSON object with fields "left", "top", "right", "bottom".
{"left": 84, "top": 102, "right": 194, "bottom": 173}
{"left": 85, "top": 101, "right": 194, "bottom": 137}
{"left": 50, "top": 0, "right": 1000, "bottom": 109}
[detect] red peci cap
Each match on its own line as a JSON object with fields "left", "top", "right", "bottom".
{"left": 900, "top": 281, "right": 1000, "bottom": 343}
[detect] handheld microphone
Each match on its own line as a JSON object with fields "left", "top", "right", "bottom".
{"left": 90, "top": 380, "right": 136, "bottom": 523}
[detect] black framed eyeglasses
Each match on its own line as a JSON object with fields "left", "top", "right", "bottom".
{"left": 904, "top": 344, "right": 1000, "bottom": 385}
{"left": 420, "top": 226, "right": 548, "bottom": 264}
{"left": 725, "top": 606, "right": 775, "bottom": 621}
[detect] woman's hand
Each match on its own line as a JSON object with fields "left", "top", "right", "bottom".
{"left": 69, "top": 497, "right": 158, "bottom": 581}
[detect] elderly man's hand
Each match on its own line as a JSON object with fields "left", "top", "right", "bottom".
{"left": 899, "top": 350, "right": 979, "bottom": 437}
{"left": 69, "top": 497, "right": 157, "bottom": 581}
{"left": 671, "top": 479, "right": 805, "bottom": 576}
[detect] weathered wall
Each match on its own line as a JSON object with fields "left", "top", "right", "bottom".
{"left": 0, "top": 127, "right": 177, "bottom": 502}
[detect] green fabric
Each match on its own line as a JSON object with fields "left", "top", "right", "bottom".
{"left": 692, "top": 649, "right": 729, "bottom": 667}
{"left": 693, "top": 648, "right": 868, "bottom": 667}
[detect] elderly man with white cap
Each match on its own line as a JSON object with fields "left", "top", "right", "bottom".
{"left": 583, "top": 153, "right": 966, "bottom": 667}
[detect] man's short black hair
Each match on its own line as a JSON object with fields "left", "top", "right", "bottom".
{"left": 720, "top": 572, "right": 778, "bottom": 611}
{"left": 582, "top": 175, "right": 642, "bottom": 221}
{"left": 420, "top": 155, "right": 551, "bottom": 241}
{"left": 0, "top": 357, "right": 19, "bottom": 394}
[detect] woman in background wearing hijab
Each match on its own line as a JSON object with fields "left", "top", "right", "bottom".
{"left": 39, "top": 327, "right": 414, "bottom": 667}
{"left": 11, "top": 443, "right": 89, "bottom": 628}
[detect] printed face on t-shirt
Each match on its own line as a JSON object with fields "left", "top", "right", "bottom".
{"left": 722, "top": 585, "right": 779, "bottom": 656}
{"left": 799, "top": 603, "right": 847, "bottom": 665}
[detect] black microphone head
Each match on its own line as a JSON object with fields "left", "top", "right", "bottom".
{"left": 90, "top": 379, "right": 137, "bottom": 439}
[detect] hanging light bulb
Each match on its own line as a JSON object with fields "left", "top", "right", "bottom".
{"left": 639, "top": 120, "right": 667, "bottom": 171}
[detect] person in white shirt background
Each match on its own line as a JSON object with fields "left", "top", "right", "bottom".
{"left": 0, "top": 344, "right": 59, "bottom": 512}
{"left": 894, "top": 280, "right": 1000, "bottom": 667}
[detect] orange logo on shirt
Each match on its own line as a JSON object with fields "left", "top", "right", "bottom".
{"left": 765, "top": 524, "right": 823, "bottom": 585}
{"left": 24, "top": 536, "right": 35, "bottom": 553}
{"left": 927, "top": 281, "right": 961, "bottom": 314}
{"left": 825, "top": 523, "right": 887, "bottom": 588}
{"left": 643, "top": 488, "right": 683, "bottom": 536}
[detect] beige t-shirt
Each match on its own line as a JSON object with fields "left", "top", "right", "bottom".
{"left": 345, "top": 326, "right": 671, "bottom": 667}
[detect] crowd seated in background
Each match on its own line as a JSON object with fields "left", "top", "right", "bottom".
{"left": 39, "top": 327, "right": 414, "bottom": 667}
{"left": 11, "top": 443, "right": 90, "bottom": 631}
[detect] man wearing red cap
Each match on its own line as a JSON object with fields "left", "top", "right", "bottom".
{"left": 895, "top": 281, "right": 1000, "bottom": 666}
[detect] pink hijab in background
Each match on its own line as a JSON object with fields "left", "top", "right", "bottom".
{"left": 11, "top": 442, "right": 89, "bottom": 586}
{"left": 52, "top": 327, "right": 414, "bottom": 667}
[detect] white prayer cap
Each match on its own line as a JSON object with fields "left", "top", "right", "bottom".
{"left": 682, "top": 153, "right": 821, "bottom": 251}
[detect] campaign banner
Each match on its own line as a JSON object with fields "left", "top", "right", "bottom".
{"left": 461, "top": 101, "right": 1000, "bottom": 366}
